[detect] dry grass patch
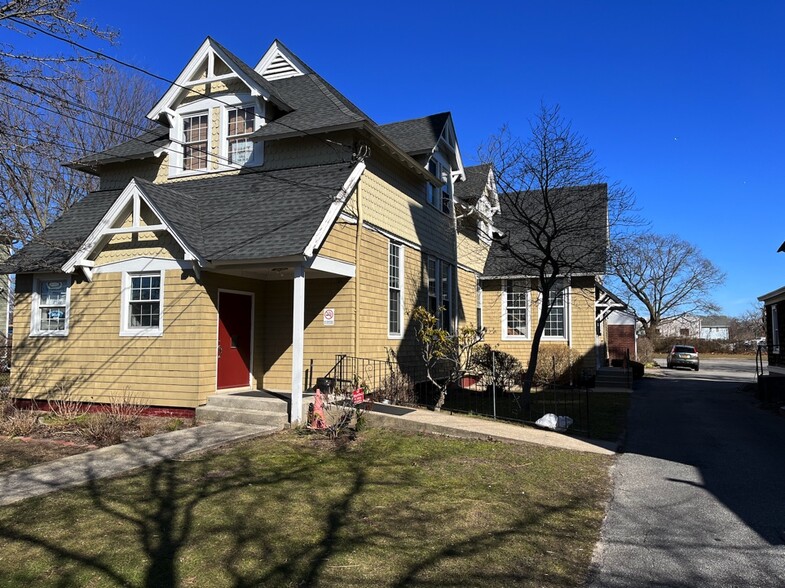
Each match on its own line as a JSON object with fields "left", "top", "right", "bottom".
{"left": 0, "top": 428, "right": 612, "bottom": 587}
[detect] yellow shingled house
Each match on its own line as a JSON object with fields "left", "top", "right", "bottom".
{"left": 1, "top": 38, "right": 611, "bottom": 424}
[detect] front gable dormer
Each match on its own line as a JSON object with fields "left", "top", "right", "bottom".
{"left": 146, "top": 38, "right": 293, "bottom": 179}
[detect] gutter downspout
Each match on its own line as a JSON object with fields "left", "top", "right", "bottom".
{"left": 354, "top": 177, "right": 363, "bottom": 358}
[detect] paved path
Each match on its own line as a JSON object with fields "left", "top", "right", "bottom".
{"left": 0, "top": 396, "right": 615, "bottom": 507}
{"left": 0, "top": 422, "right": 278, "bottom": 506}
{"left": 588, "top": 359, "right": 785, "bottom": 587}
{"left": 368, "top": 405, "right": 617, "bottom": 455}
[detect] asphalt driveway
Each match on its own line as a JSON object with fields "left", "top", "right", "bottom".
{"left": 588, "top": 358, "right": 785, "bottom": 587}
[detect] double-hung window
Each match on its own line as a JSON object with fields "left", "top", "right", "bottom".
{"left": 543, "top": 285, "right": 567, "bottom": 338}
{"left": 504, "top": 279, "right": 529, "bottom": 339}
{"left": 182, "top": 112, "right": 209, "bottom": 171}
{"left": 31, "top": 275, "right": 70, "bottom": 336}
{"left": 388, "top": 242, "right": 404, "bottom": 337}
{"left": 121, "top": 272, "right": 164, "bottom": 336}
{"left": 773, "top": 305, "right": 780, "bottom": 353}
{"left": 226, "top": 106, "right": 255, "bottom": 166}
{"left": 426, "top": 158, "right": 452, "bottom": 214}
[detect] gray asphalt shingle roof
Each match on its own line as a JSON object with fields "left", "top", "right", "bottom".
{"left": 69, "top": 126, "right": 170, "bottom": 168}
{"left": 250, "top": 73, "right": 374, "bottom": 140}
{"left": 454, "top": 164, "right": 492, "bottom": 206}
{"left": 2, "top": 163, "right": 357, "bottom": 273}
{"left": 483, "top": 184, "right": 608, "bottom": 278}
{"left": 378, "top": 112, "right": 450, "bottom": 155}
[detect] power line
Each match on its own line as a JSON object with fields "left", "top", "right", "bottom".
{"left": 7, "top": 17, "right": 355, "bottom": 157}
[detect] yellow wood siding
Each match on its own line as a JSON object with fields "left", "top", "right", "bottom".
{"left": 457, "top": 228, "right": 491, "bottom": 274}
{"left": 317, "top": 220, "right": 356, "bottom": 264}
{"left": 349, "top": 156, "right": 456, "bottom": 261}
{"left": 480, "top": 276, "right": 597, "bottom": 373}
{"left": 11, "top": 270, "right": 215, "bottom": 408}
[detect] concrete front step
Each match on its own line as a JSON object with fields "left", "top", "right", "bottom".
{"left": 206, "top": 393, "right": 289, "bottom": 413}
{"left": 196, "top": 391, "right": 290, "bottom": 427}
{"left": 196, "top": 405, "right": 288, "bottom": 427}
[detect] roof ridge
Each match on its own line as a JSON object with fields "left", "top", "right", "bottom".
{"left": 306, "top": 73, "right": 374, "bottom": 124}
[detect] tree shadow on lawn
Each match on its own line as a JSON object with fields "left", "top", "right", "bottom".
{"left": 0, "top": 433, "right": 603, "bottom": 587}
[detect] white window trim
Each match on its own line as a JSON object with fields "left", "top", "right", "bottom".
{"left": 220, "top": 101, "right": 264, "bottom": 168}
{"left": 772, "top": 304, "right": 780, "bottom": 354}
{"left": 388, "top": 242, "right": 404, "bottom": 339}
{"left": 540, "top": 283, "right": 571, "bottom": 342}
{"left": 425, "top": 154, "right": 453, "bottom": 216}
{"left": 502, "top": 278, "right": 530, "bottom": 341}
{"left": 30, "top": 274, "right": 71, "bottom": 337}
{"left": 476, "top": 277, "right": 483, "bottom": 331}
{"left": 120, "top": 271, "right": 164, "bottom": 337}
{"left": 168, "top": 95, "right": 265, "bottom": 179}
{"left": 426, "top": 255, "right": 455, "bottom": 332}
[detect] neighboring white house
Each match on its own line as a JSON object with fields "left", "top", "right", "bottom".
{"left": 657, "top": 315, "right": 729, "bottom": 340}
{"left": 699, "top": 316, "right": 730, "bottom": 340}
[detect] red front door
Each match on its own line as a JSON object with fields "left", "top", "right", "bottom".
{"left": 217, "top": 291, "right": 253, "bottom": 389}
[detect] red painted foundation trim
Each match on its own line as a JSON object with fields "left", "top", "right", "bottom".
{"left": 11, "top": 399, "right": 195, "bottom": 419}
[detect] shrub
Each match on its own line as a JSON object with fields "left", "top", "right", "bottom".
{"left": 378, "top": 350, "right": 417, "bottom": 406}
{"left": 637, "top": 337, "right": 655, "bottom": 365}
{"left": 83, "top": 412, "right": 124, "bottom": 446}
{"left": 533, "top": 346, "right": 576, "bottom": 387}
{"left": 470, "top": 345, "right": 523, "bottom": 391}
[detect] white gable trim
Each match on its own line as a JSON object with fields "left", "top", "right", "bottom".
{"left": 61, "top": 180, "right": 204, "bottom": 276}
{"left": 255, "top": 40, "right": 307, "bottom": 79}
{"left": 93, "top": 257, "right": 192, "bottom": 274}
{"left": 147, "top": 38, "right": 274, "bottom": 122}
{"left": 303, "top": 161, "right": 366, "bottom": 258}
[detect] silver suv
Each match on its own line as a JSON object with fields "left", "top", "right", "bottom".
{"left": 667, "top": 345, "right": 699, "bottom": 371}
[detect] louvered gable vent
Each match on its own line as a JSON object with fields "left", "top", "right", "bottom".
{"left": 263, "top": 54, "right": 300, "bottom": 79}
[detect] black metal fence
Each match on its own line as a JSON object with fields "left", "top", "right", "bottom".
{"left": 320, "top": 353, "right": 591, "bottom": 437}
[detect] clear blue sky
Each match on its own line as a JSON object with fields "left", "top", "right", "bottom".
{"left": 21, "top": 0, "right": 785, "bottom": 315}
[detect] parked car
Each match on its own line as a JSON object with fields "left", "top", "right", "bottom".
{"left": 667, "top": 345, "right": 699, "bottom": 371}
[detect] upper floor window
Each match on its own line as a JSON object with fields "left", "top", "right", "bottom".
{"left": 182, "top": 112, "right": 209, "bottom": 171}
{"left": 31, "top": 275, "right": 71, "bottom": 336}
{"left": 426, "top": 158, "right": 452, "bottom": 215}
{"left": 227, "top": 106, "right": 255, "bottom": 166}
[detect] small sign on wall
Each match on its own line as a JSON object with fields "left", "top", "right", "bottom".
{"left": 323, "top": 308, "right": 335, "bottom": 325}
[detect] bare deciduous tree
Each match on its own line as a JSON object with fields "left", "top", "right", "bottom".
{"left": 480, "top": 104, "right": 637, "bottom": 394}
{"left": 608, "top": 233, "right": 726, "bottom": 336}
{"left": 0, "top": 1, "right": 160, "bottom": 245}
{"left": 728, "top": 305, "right": 765, "bottom": 342}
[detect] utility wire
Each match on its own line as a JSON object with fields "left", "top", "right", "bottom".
{"left": 7, "top": 17, "right": 356, "bottom": 157}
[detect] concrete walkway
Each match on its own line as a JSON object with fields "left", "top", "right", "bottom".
{"left": 0, "top": 422, "right": 278, "bottom": 506}
{"left": 368, "top": 405, "right": 617, "bottom": 455}
{"left": 0, "top": 405, "right": 614, "bottom": 507}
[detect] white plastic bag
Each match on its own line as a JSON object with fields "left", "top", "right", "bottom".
{"left": 535, "top": 413, "right": 574, "bottom": 432}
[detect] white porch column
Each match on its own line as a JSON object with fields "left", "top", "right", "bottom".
{"left": 290, "top": 265, "right": 305, "bottom": 423}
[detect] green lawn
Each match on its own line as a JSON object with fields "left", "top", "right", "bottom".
{"left": 0, "top": 428, "right": 612, "bottom": 587}
{"left": 587, "top": 392, "right": 631, "bottom": 441}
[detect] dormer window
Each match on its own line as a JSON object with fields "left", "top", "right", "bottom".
{"left": 182, "top": 112, "right": 209, "bottom": 171}
{"left": 227, "top": 106, "right": 255, "bottom": 165}
{"left": 426, "top": 158, "right": 452, "bottom": 215}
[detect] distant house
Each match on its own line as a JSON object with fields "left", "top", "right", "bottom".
{"left": 657, "top": 315, "right": 701, "bottom": 338}
{"left": 657, "top": 314, "right": 729, "bottom": 340}
{"left": 699, "top": 316, "right": 730, "bottom": 340}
